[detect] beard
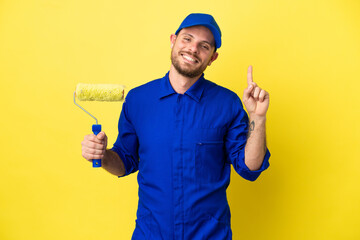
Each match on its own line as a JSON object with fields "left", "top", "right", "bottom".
{"left": 171, "top": 49, "right": 209, "bottom": 78}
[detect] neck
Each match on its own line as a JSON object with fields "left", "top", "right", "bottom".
{"left": 169, "top": 65, "right": 202, "bottom": 94}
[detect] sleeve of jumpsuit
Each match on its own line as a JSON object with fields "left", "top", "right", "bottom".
{"left": 111, "top": 95, "right": 140, "bottom": 177}
{"left": 225, "top": 95, "right": 270, "bottom": 181}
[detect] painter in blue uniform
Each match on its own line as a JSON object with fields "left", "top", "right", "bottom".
{"left": 81, "top": 13, "right": 271, "bottom": 240}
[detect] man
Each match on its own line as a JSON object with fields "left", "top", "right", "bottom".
{"left": 81, "top": 13, "right": 270, "bottom": 240}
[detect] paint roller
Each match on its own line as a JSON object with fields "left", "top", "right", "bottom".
{"left": 74, "top": 83, "right": 124, "bottom": 168}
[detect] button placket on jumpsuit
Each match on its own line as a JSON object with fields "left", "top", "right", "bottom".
{"left": 173, "top": 93, "right": 185, "bottom": 239}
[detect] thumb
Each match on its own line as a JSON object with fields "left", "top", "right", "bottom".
{"left": 96, "top": 131, "right": 107, "bottom": 140}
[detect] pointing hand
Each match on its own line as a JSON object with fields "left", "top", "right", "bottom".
{"left": 242, "top": 66, "right": 269, "bottom": 117}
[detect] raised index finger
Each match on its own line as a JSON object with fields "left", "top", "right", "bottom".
{"left": 247, "top": 65, "right": 253, "bottom": 85}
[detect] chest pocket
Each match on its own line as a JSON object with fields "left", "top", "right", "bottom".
{"left": 194, "top": 128, "right": 226, "bottom": 184}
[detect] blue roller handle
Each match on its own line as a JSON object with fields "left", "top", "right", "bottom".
{"left": 92, "top": 124, "right": 102, "bottom": 168}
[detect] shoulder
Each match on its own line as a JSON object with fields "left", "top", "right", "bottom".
{"left": 125, "top": 77, "right": 162, "bottom": 101}
{"left": 204, "top": 79, "right": 242, "bottom": 105}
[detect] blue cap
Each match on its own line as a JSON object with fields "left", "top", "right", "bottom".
{"left": 175, "top": 13, "right": 222, "bottom": 49}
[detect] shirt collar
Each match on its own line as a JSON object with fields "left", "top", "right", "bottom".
{"left": 159, "top": 71, "right": 206, "bottom": 103}
{"left": 159, "top": 72, "right": 176, "bottom": 99}
{"left": 184, "top": 73, "right": 206, "bottom": 102}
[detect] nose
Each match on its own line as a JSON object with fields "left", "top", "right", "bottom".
{"left": 188, "top": 42, "right": 199, "bottom": 54}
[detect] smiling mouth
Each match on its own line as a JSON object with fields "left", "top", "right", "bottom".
{"left": 181, "top": 53, "right": 199, "bottom": 64}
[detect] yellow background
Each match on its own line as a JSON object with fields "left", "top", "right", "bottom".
{"left": 1, "top": 0, "right": 359, "bottom": 239}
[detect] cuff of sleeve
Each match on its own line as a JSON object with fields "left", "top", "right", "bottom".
{"left": 240, "top": 149, "right": 271, "bottom": 181}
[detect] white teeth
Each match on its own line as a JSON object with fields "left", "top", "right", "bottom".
{"left": 183, "top": 55, "right": 195, "bottom": 62}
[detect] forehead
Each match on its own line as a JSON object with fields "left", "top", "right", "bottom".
{"left": 178, "top": 25, "right": 215, "bottom": 46}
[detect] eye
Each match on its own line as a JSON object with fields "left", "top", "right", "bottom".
{"left": 202, "top": 44, "right": 210, "bottom": 50}
{"left": 184, "top": 37, "right": 190, "bottom": 42}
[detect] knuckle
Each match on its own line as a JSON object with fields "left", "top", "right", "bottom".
{"left": 82, "top": 152, "right": 90, "bottom": 160}
{"left": 87, "top": 134, "right": 95, "bottom": 140}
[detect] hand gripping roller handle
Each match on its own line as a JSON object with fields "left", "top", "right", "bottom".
{"left": 74, "top": 83, "right": 124, "bottom": 168}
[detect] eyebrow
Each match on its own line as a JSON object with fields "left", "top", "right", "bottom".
{"left": 180, "top": 33, "right": 213, "bottom": 46}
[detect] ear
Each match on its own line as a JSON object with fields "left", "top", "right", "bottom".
{"left": 170, "top": 34, "right": 177, "bottom": 48}
{"left": 208, "top": 52, "right": 219, "bottom": 66}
